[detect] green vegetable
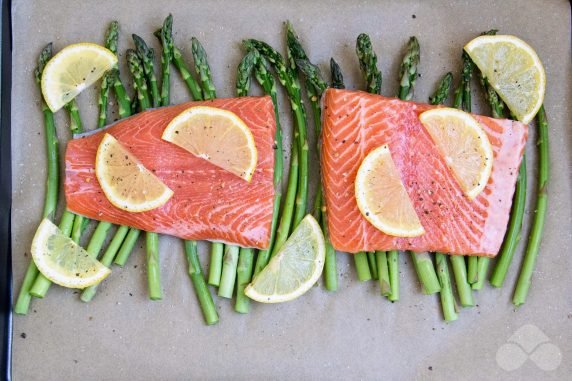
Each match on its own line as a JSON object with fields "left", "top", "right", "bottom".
{"left": 513, "top": 106, "right": 548, "bottom": 306}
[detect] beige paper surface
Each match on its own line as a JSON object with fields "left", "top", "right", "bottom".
{"left": 11, "top": 0, "right": 572, "bottom": 379}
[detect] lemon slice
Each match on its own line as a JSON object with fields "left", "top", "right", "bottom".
{"left": 162, "top": 106, "right": 258, "bottom": 182}
{"left": 245, "top": 214, "right": 325, "bottom": 303}
{"left": 419, "top": 108, "right": 493, "bottom": 199}
{"left": 41, "top": 43, "right": 117, "bottom": 113}
{"left": 464, "top": 35, "right": 545, "bottom": 124}
{"left": 31, "top": 219, "right": 111, "bottom": 288}
{"left": 355, "top": 145, "right": 424, "bottom": 237}
{"left": 95, "top": 133, "right": 173, "bottom": 212}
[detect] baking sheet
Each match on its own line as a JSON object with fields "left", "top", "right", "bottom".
{"left": 10, "top": 0, "right": 572, "bottom": 379}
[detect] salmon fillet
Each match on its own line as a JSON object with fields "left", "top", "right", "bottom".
{"left": 65, "top": 96, "right": 276, "bottom": 249}
{"left": 321, "top": 89, "right": 528, "bottom": 256}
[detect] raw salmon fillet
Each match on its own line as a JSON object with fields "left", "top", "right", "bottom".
{"left": 321, "top": 89, "right": 528, "bottom": 256}
{"left": 65, "top": 96, "right": 276, "bottom": 249}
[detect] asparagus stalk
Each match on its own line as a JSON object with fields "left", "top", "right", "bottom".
{"left": 162, "top": 18, "right": 218, "bottom": 322}
{"left": 398, "top": 37, "right": 420, "bottom": 100}
{"left": 132, "top": 34, "right": 160, "bottom": 107}
{"left": 287, "top": 23, "right": 338, "bottom": 291}
{"left": 397, "top": 37, "right": 441, "bottom": 295}
{"left": 513, "top": 106, "right": 548, "bottom": 306}
{"left": 146, "top": 232, "right": 162, "bottom": 300}
{"left": 208, "top": 243, "right": 223, "bottom": 286}
{"left": 191, "top": 37, "right": 216, "bottom": 100}
{"left": 243, "top": 38, "right": 308, "bottom": 253}
{"left": 113, "top": 228, "right": 140, "bottom": 266}
{"left": 330, "top": 57, "right": 345, "bottom": 90}
{"left": 356, "top": 33, "right": 382, "bottom": 94}
{"left": 30, "top": 97, "right": 88, "bottom": 298}
{"left": 184, "top": 240, "right": 219, "bottom": 324}
{"left": 443, "top": 59, "right": 475, "bottom": 307}
{"left": 127, "top": 48, "right": 163, "bottom": 300}
{"left": 367, "top": 252, "right": 379, "bottom": 280}
{"left": 192, "top": 41, "right": 225, "bottom": 284}
{"left": 244, "top": 51, "right": 286, "bottom": 285}
{"left": 460, "top": 51, "right": 480, "bottom": 284}
{"left": 471, "top": 30, "right": 527, "bottom": 290}
{"left": 428, "top": 72, "right": 452, "bottom": 105}
{"left": 235, "top": 248, "right": 254, "bottom": 313}
{"left": 218, "top": 246, "right": 239, "bottom": 298}
{"left": 97, "top": 73, "right": 111, "bottom": 128}
{"left": 429, "top": 73, "right": 457, "bottom": 320}
{"left": 435, "top": 253, "right": 458, "bottom": 321}
{"left": 232, "top": 50, "right": 259, "bottom": 314}
{"left": 355, "top": 33, "right": 385, "bottom": 281}
{"left": 141, "top": 45, "right": 163, "bottom": 300}
{"left": 172, "top": 46, "right": 203, "bottom": 101}
{"left": 106, "top": 22, "right": 132, "bottom": 118}
{"left": 376, "top": 251, "right": 391, "bottom": 296}
{"left": 191, "top": 37, "right": 241, "bottom": 298}
{"left": 80, "top": 225, "right": 129, "bottom": 302}
{"left": 387, "top": 250, "right": 400, "bottom": 301}
{"left": 157, "top": 14, "right": 173, "bottom": 107}
{"left": 14, "top": 44, "right": 57, "bottom": 314}
{"left": 410, "top": 252, "right": 440, "bottom": 294}
{"left": 354, "top": 252, "right": 372, "bottom": 281}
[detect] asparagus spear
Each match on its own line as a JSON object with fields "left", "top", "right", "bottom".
{"left": 429, "top": 73, "right": 458, "bottom": 321}
{"left": 97, "top": 73, "right": 111, "bottom": 128}
{"left": 132, "top": 34, "right": 160, "bottom": 107}
{"left": 356, "top": 33, "right": 382, "bottom": 94}
{"left": 387, "top": 250, "right": 400, "bottom": 301}
{"left": 243, "top": 38, "right": 308, "bottom": 253}
{"left": 235, "top": 248, "right": 254, "bottom": 313}
{"left": 330, "top": 57, "right": 345, "bottom": 90}
{"left": 188, "top": 37, "right": 226, "bottom": 288}
{"left": 376, "top": 251, "right": 391, "bottom": 296}
{"left": 513, "top": 106, "right": 548, "bottom": 306}
{"left": 172, "top": 45, "right": 203, "bottom": 101}
{"left": 184, "top": 241, "right": 219, "bottom": 324}
{"left": 398, "top": 37, "right": 420, "bottom": 100}
{"left": 14, "top": 44, "right": 58, "bottom": 314}
{"left": 157, "top": 14, "right": 173, "bottom": 107}
{"left": 159, "top": 18, "right": 217, "bottom": 322}
{"left": 354, "top": 252, "right": 372, "bottom": 281}
{"left": 125, "top": 48, "right": 163, "bottom": 300}
{"left": 105, "top": 22, "right": 132, "bottom": 119}
{"left": 428, "top": 72, "right": 452, "bottom": 105}
{"left": 191, "top": 37, "right": 216, "bottom": 100}
{"left": 469, "top": 29, "right": 527, "bottom": 290}
{"left": 436, "top": 253, "right": 458, "bottom": 321}
{"left": 367, "top": 252, "right": 379, "bottom": 280}
{"left": 28, "top": 98, "right": 89, "bottom": 298}
{"left": 251, "top": 53, "right": 290, "bottom": 277}
{"left": 397, "top": 37, "right": 441, "bottom": 295}
{"left": 287, "top": 23, "right": 338, "bottom": 291}
{"left": 111, "top": 50, "right": 151, "bottom": 268}
{"left": 355, "top": 33, "right": 385, "bottom": 283}
{"left": 445, "top": 66, "right": 475, "bottom": 307}
{"left": 189, "top": 37, "right": 238, "bottom": 298}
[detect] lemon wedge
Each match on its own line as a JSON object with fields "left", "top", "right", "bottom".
{"left": 419, "top": 108, "right": 493, "bottom": 199}
{"left": 95, "top": 133, "right": 173, "bottom": 212}
{"left": 245, "top": 214, "right": 325, "bottom": 303}
{"left": 464, "top": 35, "right": 545, "bottom": 124}
{"left": 162, "top": 106, "right": 258, "bottom": 182}
{"left": 355, "top": 145, "right": 424, "bottom": 237}
{"left": 41, "top": 42, "right": 117, "bottom": 112}
{"left": 32, "top": 219, "right": 111, "bottom": 288}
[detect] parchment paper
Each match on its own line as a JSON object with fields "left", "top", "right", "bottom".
{"left": 10, "top": 0, "right": 572, "bottom": 380}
